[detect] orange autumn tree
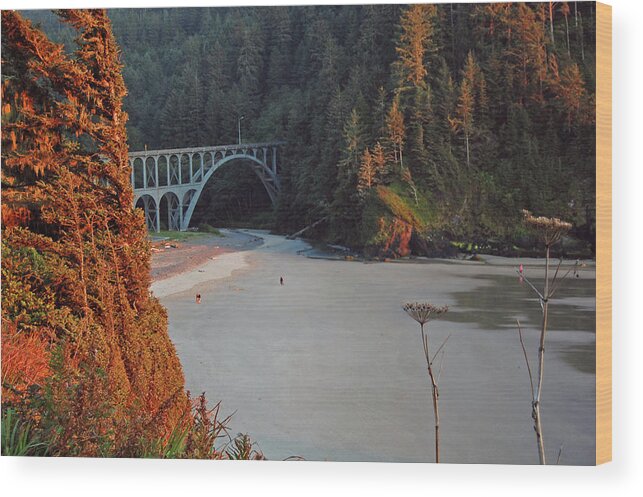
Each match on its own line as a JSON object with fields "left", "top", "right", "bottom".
{"left": 1, "top": 10, "right": 188, "bottom": 456}
{"left": 395, "top": 3, "right": 436, "bottom": 89}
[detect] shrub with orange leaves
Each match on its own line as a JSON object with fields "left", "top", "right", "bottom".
{"left": 1, "top": 321, "right": 51, "bottom": 404}
{"left": 1, "top": 10, "right": 189, "bottom": 457}
{"left": 373, "top": 216, "right": 413, "bottom": 258}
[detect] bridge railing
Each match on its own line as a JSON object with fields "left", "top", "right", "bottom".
{"left": 128, "top": 141, "right": 287, "bottom": 158}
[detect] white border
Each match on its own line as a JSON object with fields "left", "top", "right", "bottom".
{"left": 1, "top": 1, "right": 641, "bottom": 495}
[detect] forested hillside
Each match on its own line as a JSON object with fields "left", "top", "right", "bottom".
{"left": 24, "top": 3, "right": 596, "bottom": 256}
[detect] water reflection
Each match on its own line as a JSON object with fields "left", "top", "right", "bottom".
{"left": 443, "top": 273, "right": 596, "bottom": 374}
{"left": 443, "top": 273, "right": 595, "bottom": 332}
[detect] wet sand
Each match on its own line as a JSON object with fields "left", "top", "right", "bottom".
{"left": 154, "top": 230, "right": 596, "bottom": 464}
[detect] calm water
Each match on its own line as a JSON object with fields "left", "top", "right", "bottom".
{"left": 444, "top": 273, "right": 596, "bottom": 373}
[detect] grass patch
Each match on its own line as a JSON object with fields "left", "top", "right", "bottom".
{"left": 197, "top": 223, "right": 224, "bottom": 236}
{"left": 381, "top": 183, "right": 436, "bottom": 227}
{"left": 1, "top": 408, "right": 47, "bottom": 456}
{"left": 150, "top": 225, "right": 225, "bottom": 241}
{"left": 376, "top": 186, "right": 422, "bottom": 228}
{"left": 152, "top": 230, "right": 207, "bottom": 242}
{"left": 210, "top": 211, "right": 275, "bottom": 230}
{"left": 362, "top": 184, "right": 436, "bottom": 232}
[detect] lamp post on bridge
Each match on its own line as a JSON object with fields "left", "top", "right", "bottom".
{"left": 238, "top": 115, "right": 245, "bottom": 144}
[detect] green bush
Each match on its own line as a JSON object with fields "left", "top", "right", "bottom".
{"left": 197, "top": 223, "right": 224, "bottom": 236}
{"left": 1, "top": 408, "right": 47, "bottom": 456}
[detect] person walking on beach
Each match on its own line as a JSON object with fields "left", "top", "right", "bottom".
{"left": 280, "top": 276, "right": 284, "bottom": 286}
{"left": 196, "top": 293, "right": 201, "bottom": 304}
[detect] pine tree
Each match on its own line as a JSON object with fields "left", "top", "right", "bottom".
{"left": 235, "top": 13, "right": 265, "bottom": 115}
{"left": 357, "top": 148, "right": 375, "bottom": 196}
{"left": 375, "top": 86, "right": 388, "bottom": 140}
{"left": 371, "top": 141, "right": 388, "bottom": 181}
{"left": 548, "top": 1, "right": 557, "bottom": 48}
{"left": 451, "top": 77, "right": 474, "bottom": 169}
{"left": 395, "top": 4, "right": 437, "bottom": 89}
{"left": 449, "top": 52, "right": 478, "bottom": 169}
{"left": 561, "top": 2, "right": 571, "bottom": 56}
{"left": 204, "top": 39, "right": 234, "bottom": 144}
{"left": 477, "top": 71, "right": 490, "bottom": 127}
{"left": 386, "top": 98, "right": 405, "bottom": 173}
{"left": 266, "top": 7, "right": 293, "bottom": 86}
{"left": 557, "top": 63, "right": 588, "bottom": 127}
{"left": 330, "top": 108, "right": 366, "bottom": 245}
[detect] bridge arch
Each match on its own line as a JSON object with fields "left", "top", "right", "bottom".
{"left": 169, "top": 155, "right": 180, "bottom": 185}
{"left": 135, "top": 194, "right": 158, "bottom": 232}
{"left": 158, "top": 156, "right": 168, "bottom": 187}
{"left": 203, "top": 153, "right": 278, "bottom": 195}
{"left": 192, "top": 154, "right": 202, "bottom": 183}
{"left": 182, "top": 189, "right": 198, "bottom": 223}
{"left": 180, "top": 153, "right": 279, "bottom": 231}
{"left": 133, "top": 158, "right": 145, "bottom": 189}
{"left": 159, "top": 191, "right": 181, "bottom": 231}
{"left": 145, "top": 156, "right": 156, "bottom": 188}
{"left": 204, "top": 152, "right": 214, "bottom": 175}
{"left": 180, "top": 154, "right": 190, "bottom": 185}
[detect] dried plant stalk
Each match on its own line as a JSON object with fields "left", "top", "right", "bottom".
{"left": 519, "top": 211, "right": 572, "bottom": 464}
{"left": 402, "top": 302, "right": 448, "bottom": 463}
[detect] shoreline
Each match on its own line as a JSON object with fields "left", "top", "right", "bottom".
{"left": 151, "top": 250, "right": 251, "bottom": 298}
{"left": 150, "top": 228, "right": 596, "bottom": 299}
{"left": 150, "top": 229, "right": 263, "bottom": 298}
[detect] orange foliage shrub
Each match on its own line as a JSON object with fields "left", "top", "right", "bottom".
{"left": 1, "top": 322, "right": 51, "bottom": 404}
{"left": 1, "top": 10, "right": 188, "bottom": 456}
{"left": 1, "top": 204, "right": 31, "bottom": 229}
{"left": 360, "top": 186, "right": 416, "bottom": 258}
{"left": 376, "top": 216, "right": 413, "bottom": 258}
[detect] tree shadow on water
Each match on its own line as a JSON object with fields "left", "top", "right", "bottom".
{"left": 442, "top": 274, "right": 596, "bottom": 334}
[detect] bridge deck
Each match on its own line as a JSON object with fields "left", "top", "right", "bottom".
{"left": 129, "top": 141, "right": 286, "bottom": 158}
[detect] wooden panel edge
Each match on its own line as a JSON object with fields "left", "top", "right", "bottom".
{"left": 595, "top": 1, "right": 612, "bottom": 465}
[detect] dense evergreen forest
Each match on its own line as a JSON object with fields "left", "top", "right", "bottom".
{"left": 24, "top": 3, "right": 596, "bottom": 257}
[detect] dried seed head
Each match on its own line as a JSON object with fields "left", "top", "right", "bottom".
{"left": 402, "top": 302, "right": 449, "bottom": 325}
{"left": 522, "top": 209, "right": 572, "bottom": 247}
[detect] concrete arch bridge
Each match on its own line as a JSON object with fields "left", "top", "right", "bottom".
{"left": 130, "top": 141, "right": 285, "bottom": 232}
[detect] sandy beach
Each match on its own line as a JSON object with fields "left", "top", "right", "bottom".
{"left": 150, "top": 229, "right": 263, "bottom": 291}
{"left": 153, "top": 230, "right": 596, "bottom": 464}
